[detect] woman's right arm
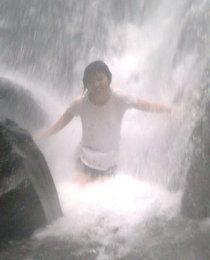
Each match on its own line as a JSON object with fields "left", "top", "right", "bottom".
{"left": 35, "top": 110, "right": 74, "bottom": 140}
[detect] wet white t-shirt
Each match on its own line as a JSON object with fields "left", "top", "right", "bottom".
{"left": 67, "top": 89, "right": 136, "bottom": 170}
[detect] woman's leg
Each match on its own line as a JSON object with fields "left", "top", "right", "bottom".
{"left": 72, "top": 171, "right": 92, "bottom": 186}
{"left": 72, "top": 160, "right": 115, "bottom": 185}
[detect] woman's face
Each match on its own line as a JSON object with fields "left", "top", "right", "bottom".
{"left": 86, "top": 71, "right": 110, "bottom": 104}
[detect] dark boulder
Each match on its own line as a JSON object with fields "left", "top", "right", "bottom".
{"left": 0, "top": 77, "right": 48, "bottom": 133}
{"left": 0, "top": 118, "right": 62, "bottom": 241}
{"left": 181, "top": 98, "right": 210, "bottom": 218}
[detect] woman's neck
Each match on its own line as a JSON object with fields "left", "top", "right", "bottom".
{"left": 88, "top": 88, "right": 112, "bottom": 106}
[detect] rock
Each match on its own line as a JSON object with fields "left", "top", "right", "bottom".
{"left": 181, "top": 99, "right": 210, "bottom": 218}
{"left": 0, "top": 118, "right": 62, "bottom": 241}
{"left": 0, "top": 77, "right": 48, "bottom": 133}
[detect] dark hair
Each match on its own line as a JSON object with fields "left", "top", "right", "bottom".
{"left": 83, "top": 60, "right": 112, "bottom": 90}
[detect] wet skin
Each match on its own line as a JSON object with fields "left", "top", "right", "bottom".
{"left": 73, "top": 71, "right": 112, "bottom": 185}
{"left": 86, "top": 71, "right": 111, "bottom": 106}
{"left": 72, "top": 172, "right": 110, "bottom": 186}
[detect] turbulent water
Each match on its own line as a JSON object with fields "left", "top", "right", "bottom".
{"left": 0, "top": 0, "right": 210, "bottom": 259}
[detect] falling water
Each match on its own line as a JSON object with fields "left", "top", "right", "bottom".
{"left": 0, "top": 0, "right": 210, "bottom": 259}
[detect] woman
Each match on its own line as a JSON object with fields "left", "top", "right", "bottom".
{"left": 38, "top": 60, "right": 175, "bottom": 184}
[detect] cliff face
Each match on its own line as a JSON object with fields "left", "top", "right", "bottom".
{"left": 181, "top": 99, "right": 210, "bottom": 219}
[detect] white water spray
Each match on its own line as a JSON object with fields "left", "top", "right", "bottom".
{"left": 32, "top": 0, "right": 194, "bottom": 245}
{"left": 0, "top": 0, "right": 209, "bottom": 259}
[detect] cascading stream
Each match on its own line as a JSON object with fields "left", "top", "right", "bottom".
{"left": 0, "top": 0, "right": 209, "bottom": 259}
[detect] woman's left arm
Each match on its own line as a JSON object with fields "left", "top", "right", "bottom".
{"left": 132, "top": 98, "right": 177, "bottom": 113}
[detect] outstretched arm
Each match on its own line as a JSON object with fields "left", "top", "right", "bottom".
{"left": 35, "top": 110, "right": 74, "bottom": 140}
{"left": 132, "top": 98, "right": 176, "bottom": 113}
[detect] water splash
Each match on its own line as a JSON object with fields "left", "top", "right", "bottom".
{"left": 0, "top": 0, "right": 209, "bottom": 258}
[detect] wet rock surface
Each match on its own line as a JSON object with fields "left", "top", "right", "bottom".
{"left": 0, "top": 77, "right": 48, "bottom": 133}
{"left": 181, "top": 99, "right": 210, "bottom": 218}
{"left": 0, "top": 118, "right": 62, "bottom": 242}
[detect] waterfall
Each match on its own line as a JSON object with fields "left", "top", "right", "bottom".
{"left": 0, "top": 0, "right": 209, "bottom": 259}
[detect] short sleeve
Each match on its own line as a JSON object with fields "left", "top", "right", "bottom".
{"left": 114, "top": 89, "right": 137, "bottom": 110}
{"left": 67, "top": 97, "right": 83, "bottom": 116}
